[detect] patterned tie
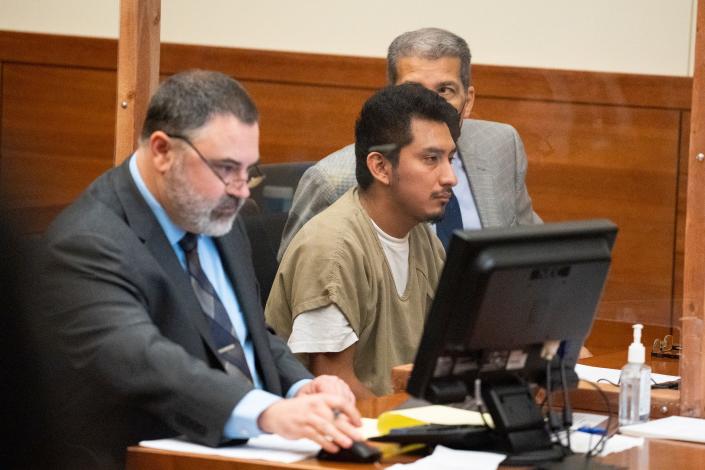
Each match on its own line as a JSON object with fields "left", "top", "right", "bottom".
{"left": 179, "top": 233, "right": 253, "bottom": 381}
{"left": 435, "top": 190, "right": 463, "bottom": 251}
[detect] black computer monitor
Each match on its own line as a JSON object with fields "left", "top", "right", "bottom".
{"left": 406, "top": 219, "right": 617, "bottom": 462}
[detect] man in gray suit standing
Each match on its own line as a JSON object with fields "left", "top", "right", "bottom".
{"left": 32, "top": 70, "right": 360, "bottom": 470}
{"left": 279, "top": 27, "right": 541, "bottom": 260}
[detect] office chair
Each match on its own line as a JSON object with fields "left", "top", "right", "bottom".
{"left": 241, "top": 161, "right": 314, "bottom": 304}
{"left": 248, "top": 161, "right": 314, "bottom": 214}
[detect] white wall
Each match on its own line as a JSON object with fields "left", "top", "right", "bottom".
{"left": 0, "top": 0, "right": 697, "bottom": 76}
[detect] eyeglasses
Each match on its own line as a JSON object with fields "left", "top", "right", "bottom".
{"left": 368, "top": 143, "right": 398, "bottom": 156}
{"left": 166, "top": 133, "right": 265, "bottom": 189}
{"left": 651, "top": 334, "right": 682, "bottom": 359}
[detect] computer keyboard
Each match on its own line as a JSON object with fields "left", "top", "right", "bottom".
{"left": 370, "top": 423, "right": 493, "bottom": 449}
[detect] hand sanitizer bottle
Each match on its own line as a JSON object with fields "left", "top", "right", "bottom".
{"left": 619, "top": 324, "right": 651, "bottom": 426}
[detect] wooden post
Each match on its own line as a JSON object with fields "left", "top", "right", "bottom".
{"left": 114, "top": 0, "right": 161, "bottom": 165}
{"left": 680, "top": 0, "right": 705, "bottom": 417}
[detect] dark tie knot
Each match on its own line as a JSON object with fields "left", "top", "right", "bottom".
{"left": 179, "top": 232, "right": 199, "bottom": 253}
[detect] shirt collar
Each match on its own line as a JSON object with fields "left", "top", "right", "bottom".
{"left": 128, "top": 154, "right": 187, "bottom": 247}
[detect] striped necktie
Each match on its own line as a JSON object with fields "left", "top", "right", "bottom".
{"left": 179, "top": 233, "right": 253, "bottom": 381}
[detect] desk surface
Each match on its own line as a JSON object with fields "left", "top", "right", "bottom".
{"left": 126, "top": 391, "right": 705, "bottom": 470}
{"left": 572, "top": 350, "right": 681, "bottom": 418}
{"left": 126, "top": 441, "right": 705, "bottom": 470}
{"left": 579, "top": 349, "right": 680, "bottom": 376}
{"left": 127, "top": 446, "right": 416, "bottom": 469}
{"left": 126, "top": 352, "right": 687, "bottom": 469}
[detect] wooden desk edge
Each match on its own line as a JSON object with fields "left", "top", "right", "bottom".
{"left": 126, "top": 445, "right": 388, "bottom": 469}
{"left": 566, "top": 381, "right": 680, "bottom": 418}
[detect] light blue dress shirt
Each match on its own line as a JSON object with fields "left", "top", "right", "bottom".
{"left": 451, "top": 152, "right": 482, "bottom": 230}
{"left": 431, "top": 151, "right": 482, "bottom": 235}
{"left": 128, "top": 155, "right": 308, "bottom": 438}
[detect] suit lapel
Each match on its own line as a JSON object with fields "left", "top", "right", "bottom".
{"left": 458, "top": 121, "right": 501, "bottom": 228}
{"left": 111, "top": 162, "right": 282, "bottom": 392}
{"left": 216, "top": 223, "right": 282, "bottom": 395}
{"left": 111, "top": 162, "right": 225, "bottom": 369}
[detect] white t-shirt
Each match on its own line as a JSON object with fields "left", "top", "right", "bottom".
{"left": 287, "top": 218, "right": 410, "bottom": 353}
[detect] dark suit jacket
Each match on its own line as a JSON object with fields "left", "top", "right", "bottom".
{"left": 32, "top": 162, "right": 312, "bottom": 469}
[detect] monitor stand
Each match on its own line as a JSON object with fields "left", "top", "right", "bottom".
{"left": 501, "top": 446, "right": 567, "bottom": 466}
{"left": 481, "top": 381, "right": 567, "bottom": 466}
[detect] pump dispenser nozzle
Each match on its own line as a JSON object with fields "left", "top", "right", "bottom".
{"left": 628, "top": 323, "right": 645, "bottom": 364}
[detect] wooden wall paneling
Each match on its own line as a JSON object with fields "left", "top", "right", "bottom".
{"left": 243, "top": 80, "right": 373, "bottom": 163}
{"left": 584, "top": 319, "right": 672, "bottom": 356}
{"left": 474, "top": 97, "right": 681, "bottom": 327}
{"left": 0, "top": 32, "right": 117, "bottom": 70}
{"left": 472, "top": 65, "right": 692, "bottom": 109}
{"left": 157, "top": 42, "right": 386, "bottom": 163}
{"left": 0, "top": 64, "right": 116, "bottom": 210}
{"left": 0, "top": 31, "right": 691, "bottom": 108}
{"left": 680, "top": 0, "right": 705, "bottom": 418}
{"left": 159, "top": 43, "right": 386, "bottom": 90}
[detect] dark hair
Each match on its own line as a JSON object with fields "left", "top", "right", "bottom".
{"left": 355, "top": 83, "right": 460, "bottom": 190}
{"left": 387, "top": 27, "right": 472, "bottom": 88}
{"left": 140, "top": 69, "right": 258, "bottom": 141}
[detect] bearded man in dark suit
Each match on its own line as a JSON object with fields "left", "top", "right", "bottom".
{"left": 32, "top": 70, "right": 360, "bottom": 469}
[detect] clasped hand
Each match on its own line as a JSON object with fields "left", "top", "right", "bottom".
{"left": 257, "top": 375, "right": 362, "bottom": 452}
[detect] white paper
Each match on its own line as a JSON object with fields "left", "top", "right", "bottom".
{"left": 360, "top": 417, "right": 381, "bottom": 439}
{"left": 620, "top": 416, "right": 705, "bottom": 443}
{"left": 567, "top": 431, "right": 644, "bottom": 456}
{"left": 386, "top": 445, "right": 505, "bottom": 470}
{"left": 570, "top": 411, "right": 608, "bottom": 431}
{"left": 139, "top": 434, "right": 320, "bottom": 463}
{"left": 380, "top": 405, "right": 489, "bottom": 426}
{"left": 575, "top": 363, "right": 679, "bottom": 385}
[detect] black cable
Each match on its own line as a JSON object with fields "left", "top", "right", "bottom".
{"left": 544, "top": 361, "right": 559, "bottom": 432}
{"left": 544, "top": 359, "right": 572, "bottom": 457}
{"left": 549, "top": 359, "right": 574, "bottom": 457}
{"left": 477, "top": 396, "right": 493, "bottom": 430}
{"left": 579, "top": 379, "right": 613, "bottom": 458}
{"left": 546, "top": 359, "right": 554, "bottom": 417}
{"left": 559, "top": 357, "right": 573, "bottom": 453}
{"left": 598, "top": 376, "right": 678, "bottom": 389}
{"left": 470, "top": 377, "right": 493, "bottom": 430}
{"left": 596, "top": 378, "right": 620, "bottom": 387}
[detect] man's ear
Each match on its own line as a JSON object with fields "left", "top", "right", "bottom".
{"left": 366, "top": 152, "right": 392, "bottom": 186}
{"left": 461, "top": 85, "right": 475, "bottom": 119}
{"left": 148, "top": 131, "right": 175, "bottom": 173}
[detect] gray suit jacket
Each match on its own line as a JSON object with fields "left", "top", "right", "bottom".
{"left": 279, "top": 119, "right": 541, "bottom": 259}
{"left": 32, "top": 162, "right": 312, "bottom": 469}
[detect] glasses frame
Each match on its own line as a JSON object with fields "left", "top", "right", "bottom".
{"left": 166, "top": 133, "right": 265, "bottom": 189}
{"left": 368, "top": 143, "right": 398, "bottom": 156}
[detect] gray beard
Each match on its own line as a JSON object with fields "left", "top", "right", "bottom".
{"left": 164, "top": 160, "right": 241, "bottom": 237}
